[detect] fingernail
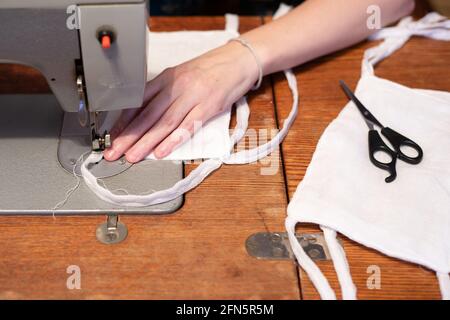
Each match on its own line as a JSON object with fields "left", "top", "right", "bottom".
{"left": 155, "top": 145, "right": 170, "bottom": 159}
{"left": 104, "top": 149, "right": 116, "bottom": 160}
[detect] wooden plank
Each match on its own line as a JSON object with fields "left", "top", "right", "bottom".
{"left": 0, "top": 17, "right": 300, "bottom": 299}
{"left": 271, "top": 23, "right": 450, "bottom": 299}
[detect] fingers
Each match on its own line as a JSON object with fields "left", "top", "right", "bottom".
{"left": 125, "top": 97, "right": 196, "bottom": 163}
{"left": 153, "top": 102, "right": 228, "bottom": 159}
{"left": 104, "top": 88, "right": 178, "bottom": 161}
{"left": 105, "top": 71, "right": 168, "bottom": 159}
{"left": 104, "top": 61, "right": 236, "bottom": 163}
{"left": 114, "top": 72, "right": 167, "bottom": 136}
{"left": 109, "top": 107, "right": 141, "bottom": 140}
{"left": 152, "top": 106, "right": 204, "bottom": 159}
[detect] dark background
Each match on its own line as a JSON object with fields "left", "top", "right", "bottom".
{"left": 149, "top": 0, "right": 304, "bottom": 15}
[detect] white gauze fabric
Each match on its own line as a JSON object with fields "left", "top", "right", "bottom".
{"left": 286, "top": 12, "right": 450, "bottom": 300}
{"left": 81, "top": 5, "right": 299, "bottom": 206}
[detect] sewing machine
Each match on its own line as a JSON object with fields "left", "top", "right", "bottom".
{"left": 0, "top": 1, "right": 183, "bottom": 234}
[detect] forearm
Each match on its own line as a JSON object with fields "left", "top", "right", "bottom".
{"left": 242, "top": 0, "right": 415, "bottom": 75}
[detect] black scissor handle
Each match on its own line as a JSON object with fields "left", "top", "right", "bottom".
{"left": 381, "top": 127, "right": 423, "bottom": 164}
{"left": 368, "top": 130, "right": 398, "bottom": 183}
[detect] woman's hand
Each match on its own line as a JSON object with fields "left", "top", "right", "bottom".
{"left": 103, "top": 41, "right": 259, "bottom": 163}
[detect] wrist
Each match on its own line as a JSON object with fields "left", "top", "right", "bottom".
{"left": 228, "top": 38, "right": 263, "bottom": 90}
{"left": 224, "top": 40, "right": 261, "bottom": 90}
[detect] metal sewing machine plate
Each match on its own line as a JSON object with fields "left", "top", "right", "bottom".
{"left": 245, "top": 232, "right": 336, "bottom": 261}
{"left": 57, "top": 112, "right": 133, "bottom": 178}
{"left": 0, "top": 95, "right": 183, "bottom": 215}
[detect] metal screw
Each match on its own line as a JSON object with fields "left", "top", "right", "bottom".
{"left": 308, "top": 248, "right": 321, "bottom": 259}
{"left": 106, "top": 231, "right": 118, "bottom": 242}
{"left": 271, "top": 233, "right": 282, "bottom": 242}
{"left": 96, "top": 215, "right": 128, "bottom": 245}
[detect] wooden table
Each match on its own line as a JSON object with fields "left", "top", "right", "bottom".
{"left": 270, "top": 6, "right": 450, "bottom": 299}
{"left": 0, "top": 12, "right": 448, "bottom": 300}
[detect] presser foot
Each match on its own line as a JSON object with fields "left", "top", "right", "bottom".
{"left": 57, "top": 112, "right": 132, "bottom": 178}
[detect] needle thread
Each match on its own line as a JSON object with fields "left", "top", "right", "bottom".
{"left": 51, "top": 151, "right": 90, "bottom": 219}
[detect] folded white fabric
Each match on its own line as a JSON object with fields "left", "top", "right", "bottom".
{"left": 145, "top": 25, "right": 241, "bottom": 160}
{"left": 286, "top": 13, "right": 450, "bottom": 300}
{"left": 101, "top": 15, "right": 242, "bottom": 160}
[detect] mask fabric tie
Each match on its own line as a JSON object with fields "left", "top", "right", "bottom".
{"left": 229, "top": 97, "right": 251, "bottom": 147}
{"left": 284, "top": 218, "right": 357, "bottom": 300}
{"left": 437, "top": 272, "right": 450, "bottom": 300}
{"left": 225, "top": 13, "right": 239, "bottom": 33}
{"left": 322, "top": 226, "right": 357, "bottom": 300}
{"left": 362, "top": 12, "right": 450, "bottom": 76}
{"left": 285, "top": 217, "right": 337, "bottom": 300}
{"left": 223, "top": 70, "right": 298, "bottom": 164}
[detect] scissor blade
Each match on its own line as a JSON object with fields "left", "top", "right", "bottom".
{"left": 339, "top": 80, "right": 382, "bottom": 129}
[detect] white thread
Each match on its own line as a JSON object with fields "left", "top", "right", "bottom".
{"left": 51, "top": 151, "right": 90, "bottom": 215}
{"left": 229, "top": 37, "right": 264, "bottom": 91}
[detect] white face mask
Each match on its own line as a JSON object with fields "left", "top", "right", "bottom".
{"left": 80, "top": 4, "right": 299, "bottom": 206}
{"left": 286, "top": 13, "right": 450, "bottom": 300}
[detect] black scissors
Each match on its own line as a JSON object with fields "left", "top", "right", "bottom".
{"left": 339, "top": 80, "right": 423, "bottom": 183}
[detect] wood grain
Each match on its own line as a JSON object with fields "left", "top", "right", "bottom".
{"left": 0, "top": 17, "right": 300, "bottom": 300}
{"left": 1, "top": 3, "right": 447, "bottom": 300}
{"left": 270, "top": 18, "right": 450, "bottom": 299}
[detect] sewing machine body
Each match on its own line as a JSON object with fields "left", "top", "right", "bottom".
{"left": 0, "top": 1, "right": 184, "bottom": 215}
{"left": 0, "top": 0, "right": 148, "bottom": 113}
